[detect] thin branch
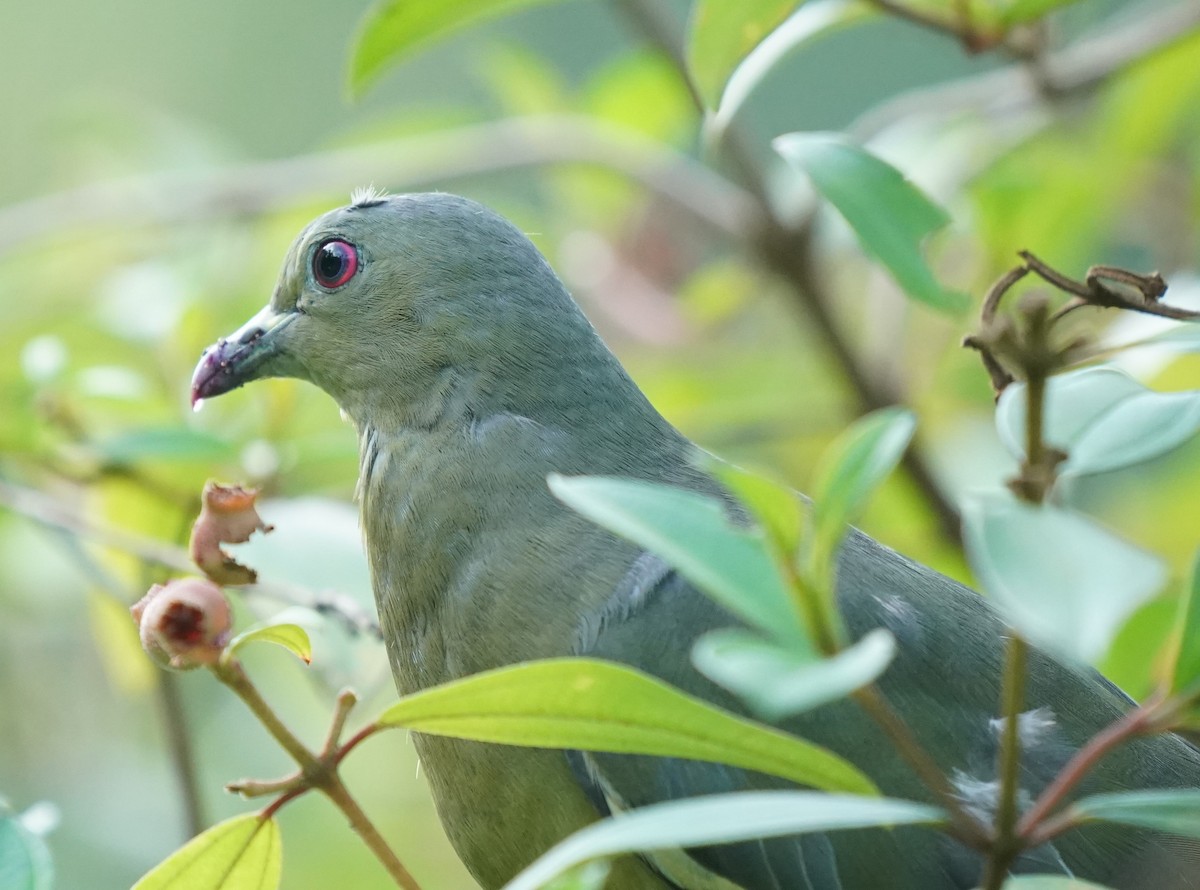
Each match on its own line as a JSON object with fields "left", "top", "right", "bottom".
{"left": 852, "top": 0, "right": 1200, "bottom": 141}
{"left": 852, "top": 685, "right": 990, "bottom": 849}
{"left": 615, "top": 0, "right": 965, "bottom": 544}
{"left": 0, "top": 477, "right": 381, "bottom": 637}
{"left": 982, "top": 635, "right": 1029, "bottom": 890}
{"left": 867, "top": 0, "right": 1002, "bottom": 51}
{"left": 0, "top": 115, "right": 756, "bottom": 256}
{"left": 1018, "top": 702, "right": 1162, "bottom": 842}
{"left": 54, "top": 530, "right": 208, "bottom": 836}
{"left": 214, "top": 659, "right": 421, "bottom": 890}
{"left": 156, "top": 672, "right": 207, "bottom": 837}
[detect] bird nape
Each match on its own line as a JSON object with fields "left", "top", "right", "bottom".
{"left": 191, "top": 192, "right": 1200, "bottom": 890}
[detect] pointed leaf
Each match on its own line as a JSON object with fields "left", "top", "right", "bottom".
{"left": 686, "top": 0, "right": 800, "bottom": 108}
{"left": 996, "top": 368, "right": 1144, "bottom": 460}
{"left": 711, "top": 0, "right": 874, "bottom": 135}
{"left": 962, "top": 493, "right": 1166, "bottom": 663}
{"left": 997, "top": 367, "right": 1200, "bottom": 476}
{"left": 998, "top": 877, "right": 1116, "bottom": 889}
{"left": 702, "top": 456, "right": 805, "bottom": 556}
{"left": 1168, "top": 550, "right": 1200, "bottom": 693}
{"left": 811, "top": 407, "right": 915, "bottom": 560}
{"left": 693, "top": 628, "right": 895, "bottom": 720}
{"left": 377, "top": 658, "right": 877, "bottom": 796}
{"left": 541, "top": 860, "right": 611, "bottom": 890}
{"left": 549, "top": 475, "right": 811, "bottom": 649}
{"left": 773, "top": 133, "right": 968, "bottom": 313}
{"left": 0, "top": 814, "right": 54, "bottom": 890}
{"left": 1073, "top": 789, "right": 1200, "bottom": 837}
{"left": 133, "top": 813, "right": 281, "bottom": 890}
{"left": 226, "top": 623, "right": 313, "bottom": 665}
{"left": 350, "top": 0, "right": 576, "bottom": 96}
{"left": 1069, "top": 389, "right": 1200, "bottom": 475}
{"left": 503, "top": 791, "right": 944, "bottom": 890}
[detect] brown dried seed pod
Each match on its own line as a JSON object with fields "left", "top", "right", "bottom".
{"left": 132, "top": 577, "right": 232, "bottom": 670}
{"left": 190, "top": 480, "right": 274, "bottom": 585}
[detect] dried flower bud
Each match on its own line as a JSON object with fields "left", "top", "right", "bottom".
{"left": 190, "top": 480, "right": 273, "bottom": 585}
{"left": 132, "top": 578, "right": 232, "bottom": 670}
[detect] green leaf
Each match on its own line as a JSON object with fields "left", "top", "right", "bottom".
{"left": 811, "top": 407, "right": 915, "bottom": 566}
{"left": 0, "top": 814, "right": 54, "bottom": 890}
{"left": 773, "top": 133, "right": 967, "bottom": 313}
{"left": 692, "top": 628, "right": 895, "bottom": 720}
{"left": 1073, "top": 789, "right": 1200, "bottom": 837}
{"left": 94, "top": 426, "right": 234, "bottom": 463}
{"left": 541, "top": 860, "right": 611, "bottom": 890}
{"left": 997, "top": 0, "right": 1086, "bottom": 26}
{"left": 503, "top": 791, "right": 944, "bottom": 890}
{"left": 686, "top": 0, "right": 800, "bottom": 109}
{"left": 962, "top": 493, "right": 1167, "bottom": 664}
{"left": 133, "top": 812, "right": 281, "bottom": 890}
{"left": 710, "top": 0, "right": 874, "bottom": 135}
{"left": 1169, "top": 550, "right": 1200, "bottom": 693}
{"left": 225, "top": 623, "right": 313, "bottom": 665}
{"left": 548, "top": 474, "right": 811, "bottom": 649}
{"left": 702, "top": 457, "right": 804, "bottom": 556}
{"left": 377, "top": 658, "right": 877, "bottom": 796}
{"left": 349, "top": 0, "right": 574, "bottom": 96}
{"left": 997, "top": 367, "right": 1200, "bottom": 477}
{"left": 998, "top": 877, "right": 1117, "bottom": 889}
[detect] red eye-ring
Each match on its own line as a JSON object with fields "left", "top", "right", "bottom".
{"left": 312, "top": 239, "right": 359, "bottom": 289}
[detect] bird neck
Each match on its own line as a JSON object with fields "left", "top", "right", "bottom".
{"left": 347, "top": 363, "right": 699, "bottom": 692}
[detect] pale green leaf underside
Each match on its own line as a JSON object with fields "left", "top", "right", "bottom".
{"left": 504, "top": 791, "right": 944, "bottom": 890}
{"left": 962, "top": 493, "right": 1166, "bottom": 664}
{"left": 549, "top": 474, "right": 811, "bottom": 649}
{"left": 997, "top": 367, "right": 1200, "bottom": 477}
{"left": 1073, "top": 789, "right": 1200, "bottom": 837}
{"left": 0, "top": 816, "right": 54, "bottom": 890}
{"left": 711, "top": 0, "right": 874, "bottom": 134}
{"left": 998, "top": 876, "right": 1117, "bottom": 890}
{"left": 693, "top": 627, "right": 895, "bottom": 720}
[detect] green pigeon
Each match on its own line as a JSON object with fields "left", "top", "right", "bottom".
{"left": 192, "top": 192, "right": 1200, "bottom": 890}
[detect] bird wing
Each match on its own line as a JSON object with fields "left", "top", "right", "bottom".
{"left": 570, "top": 532, "right": 1200, "bottom": 890}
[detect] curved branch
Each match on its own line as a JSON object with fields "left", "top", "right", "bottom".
{"left": 0, "top": 115, "right": 757, "bottom": 256}
{"left": 852, "top": 0, "right": 1200, "bottom": 141}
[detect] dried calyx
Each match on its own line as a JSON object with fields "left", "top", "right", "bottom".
{"left": 132, "top": 578, "right": 232, "bottom": 670}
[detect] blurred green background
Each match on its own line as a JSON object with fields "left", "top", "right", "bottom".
{"left": 4, "top": 0, "right": 1200, "bottom": 887}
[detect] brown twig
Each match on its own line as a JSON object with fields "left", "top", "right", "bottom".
{"left": 852, "top": 685, "right": 990, "bottom": 849}
{"left": 614, "top": 0, "right": 965, "bottom": 546}
{"left": 1018, "top": 702, "right": 1165, "bottom": 845}
{"left": 867, "top": 0, "right": 1003, "bottom": 51}
{"left": 852, "top": 1, "right": 1200, "bottom": 142}
{"left": 0, "top": 115, "right": 756, "bottom": 257}
{"left": 964, "top": 253, "right": 1195, "bottom": 403}
{"left": 0, "top": 477, "right": 381, "bottom": 638}
{"left": 215, "top": 658, "right": 420, "bottom": 890}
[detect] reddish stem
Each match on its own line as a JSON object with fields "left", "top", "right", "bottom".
{"left": 1017, "top": 703, "right": 1161, "bottom": 838}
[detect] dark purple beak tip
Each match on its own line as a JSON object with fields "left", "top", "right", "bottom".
{"left": 190, "top": 340, "right": 237, "bottom": 408}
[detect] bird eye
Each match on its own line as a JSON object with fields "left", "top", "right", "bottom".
{"left": 312, "top": 239, "right": 359, "bottom": 289}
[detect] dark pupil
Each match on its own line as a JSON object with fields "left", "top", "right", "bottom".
{"left": 317, "top": 245, "right": 345, "bottom": 281}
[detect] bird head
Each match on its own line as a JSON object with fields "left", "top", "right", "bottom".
{"left": 191, "top": 191, "right": 609, "bottom": 430}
